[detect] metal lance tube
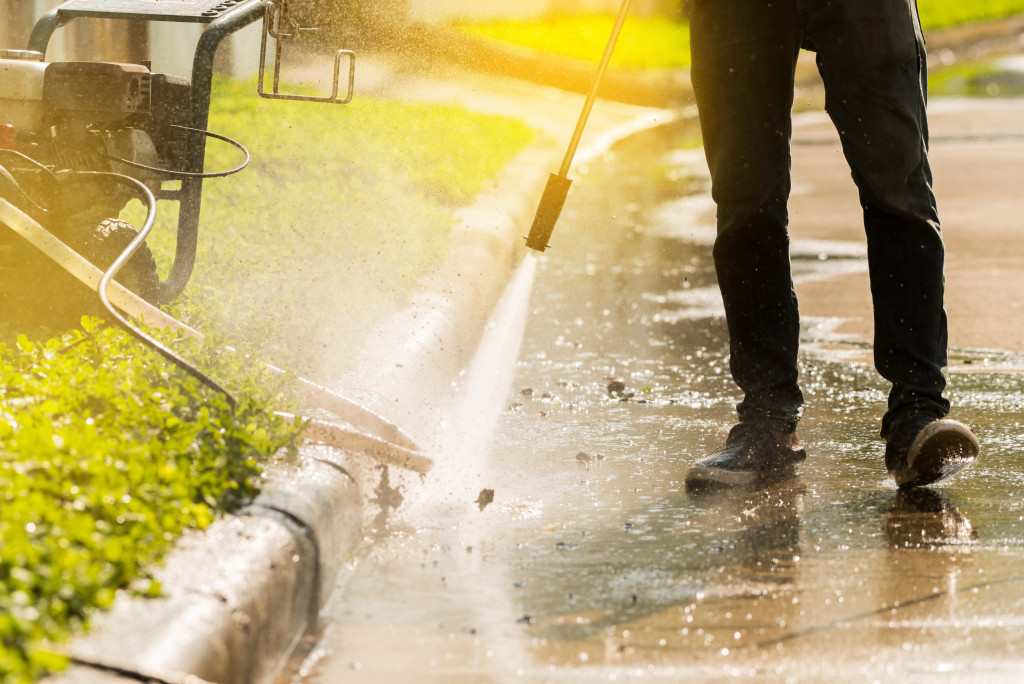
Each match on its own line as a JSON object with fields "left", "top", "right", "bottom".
{"left": 525, "top": 0, "right": 633, "bottom": 252}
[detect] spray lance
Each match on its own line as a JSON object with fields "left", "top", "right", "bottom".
{"left": 524, "top": 0, "right": 633, "bottom": 252}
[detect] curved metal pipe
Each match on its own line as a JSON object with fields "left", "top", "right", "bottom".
{"left": 84, "top": 171, "right": 237, "bottom": 409}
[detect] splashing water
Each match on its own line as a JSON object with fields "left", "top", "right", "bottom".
{"left": 412, "top": 252, "right": 539, "bottom": 507}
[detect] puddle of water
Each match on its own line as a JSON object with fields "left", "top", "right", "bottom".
{"left": 284, "top": 118, "right": 1024, "bottom": 684}
{"left": 932, "top": 54, "right": 1024, "bottom": 98}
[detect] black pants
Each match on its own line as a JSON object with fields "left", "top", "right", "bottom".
{"left": 689, "top": 0, "right": 949, "bottom": 435}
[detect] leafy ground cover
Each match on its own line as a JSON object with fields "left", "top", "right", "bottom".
{"left": 454, "top": 1, "right": 1024, "bottom": 69}
{"left": 0, "top": 319, "right": 305, "bottom": 683}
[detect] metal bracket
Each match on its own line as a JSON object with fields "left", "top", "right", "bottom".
{"left": 257, "top": 0, "right": 355, "bottom": 104}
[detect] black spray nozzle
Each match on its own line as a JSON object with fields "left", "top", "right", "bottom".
{"left": 522, "top": 0, "right": 632, "bottom": 254}
{"left": 525, "top": 172, "right": 573, "bottom": 252}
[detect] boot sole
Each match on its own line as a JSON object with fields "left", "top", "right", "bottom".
{"left": 684, "top": 463, "right": 798, "bottom": 491}
{"left": 685, "top": 464, "right": 759, "bottom": 488}
{"left": 896, "top": 419, "right": 980, "bottom": 489}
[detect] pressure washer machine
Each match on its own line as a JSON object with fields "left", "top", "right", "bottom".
{"left": 0, "top": 0, "right": 357, "bottom": 389}
{"left": 0, "top": 1, "right": 430, "bottom": 466}
{"left": 0, "top": 0, "right": 354, "bottom": 319}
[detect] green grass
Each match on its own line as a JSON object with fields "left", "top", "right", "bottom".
{"left": 456, "top": 14, "right": 690, "bottom": 69}
{"left": 928, "top": 55, "right": 1024, "bottom": 97}
{"left": 454, "top": 2, "right": 1024, "bottom": 70}
{"left": 918, "top": 0, "right": 1024, "bottom": 30}
{"left": 134, "top": 77, "right": 534, "bottom": 381}
{"left": 0, "top": 319, "right": 305, "bottom": 684}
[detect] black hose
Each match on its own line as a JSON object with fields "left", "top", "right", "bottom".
{"left": 105, "top": 125, "right": 250, "bottom": 180}
{"left": 0, "top": 148, "right": 60, "bottom": 216}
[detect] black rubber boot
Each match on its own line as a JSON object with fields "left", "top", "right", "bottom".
{"left": 685, "top": 421, "right": 806, "bottom": 491}
{"left": 884, "top": 416, "right": 979, "bottom": 489}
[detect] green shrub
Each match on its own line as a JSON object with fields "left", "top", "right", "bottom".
{"left": 0, "top": 318, "right": 305, "bottom": 683}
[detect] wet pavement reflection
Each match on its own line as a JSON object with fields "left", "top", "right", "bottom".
{"left": 284, "top": 119, "right": 1024, "bottom": 683}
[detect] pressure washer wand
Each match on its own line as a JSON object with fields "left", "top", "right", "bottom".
{"left": 524, "top": 0, "right": 633, "bottom": 252}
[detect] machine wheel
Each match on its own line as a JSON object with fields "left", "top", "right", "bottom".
{"left": 1, "top": 216, "right": 161, "bottom": 332}
{"left": 59, "top": 218, "right": 161, "bottom": 305}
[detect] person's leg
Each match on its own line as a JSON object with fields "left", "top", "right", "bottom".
{"left": 685, "top": 0, "right": 807, "bottom": 489}
{"left": 808, "top": 0, "right": 946, "bottom": 426}
{"left": 689, "top": 0, "right": 805, "bottom": 431}
{"left": 808, "top": 0, "right": 977, "bottom": 487}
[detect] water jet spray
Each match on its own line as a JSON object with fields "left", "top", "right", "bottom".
{"left": 524, "top": 0, "right": 633, "bottom": 252}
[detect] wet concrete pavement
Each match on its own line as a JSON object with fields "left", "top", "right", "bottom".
{"left": 280, "top": 95, "right": 1024, "bottom": 682}
{"left": 786, "top": 98, "right": 1024, "bottom": 360}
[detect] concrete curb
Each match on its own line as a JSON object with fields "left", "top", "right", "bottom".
{"left": 45, "top": 450, "right": 361, "bottom": 684}
{"left": 340, "top": 141, "right": 562, "bottom": 426}
{"left": 415, "top": 25, "right": 694, "bottom": 109}
{"left": 41, "top": 138, "right": 561, "bottom": 684}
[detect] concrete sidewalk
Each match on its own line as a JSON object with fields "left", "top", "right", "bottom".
{"left": 780, "top": 98, "right": 1024, "bottom": 366}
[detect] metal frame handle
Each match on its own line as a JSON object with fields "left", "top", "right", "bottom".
{"left": 257, "top": 0, "right": 355, "bottom": 104}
